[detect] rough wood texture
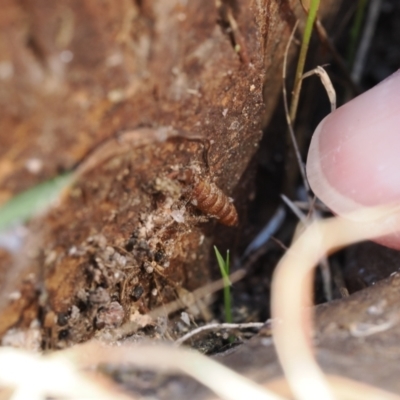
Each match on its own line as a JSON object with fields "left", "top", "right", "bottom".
{"left": 218, "top": 273, "right": 400, "bottom": 398}
{"left": 0, "top": 0, "right": 340, "bottom": 346}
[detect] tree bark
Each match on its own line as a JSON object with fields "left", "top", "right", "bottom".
{"left": 0, "top": 0, "right": 341, "bottom": 346}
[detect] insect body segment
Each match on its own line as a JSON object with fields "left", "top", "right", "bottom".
{"left": 178, "top": 169, "right": 238, "bottom": 226}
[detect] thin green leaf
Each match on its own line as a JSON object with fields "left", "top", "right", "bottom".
{"left": 225, "top": 250, "right": 230, "bottom": 275}
{"left": 290, "top": 0, "right": 321, "bottom": 123}
{"left": 347, "top": 0, "right": 369, "bottom": 68}
{"left": 214, "top": 246, "right": 228, "bottom": 278}
{"left": 214, "top": 246, "right": 233, "bottom": 324}
{"left": 0, "top": 173, "right": 73, "bottom": 231}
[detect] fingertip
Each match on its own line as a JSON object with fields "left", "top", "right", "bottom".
{"left": 306, "top": 70, "right": 400, "bottom": 249}
{"left": 306, "top": 116, "right": 364, "bottom": 215}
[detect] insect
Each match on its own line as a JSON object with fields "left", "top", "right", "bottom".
{"left": 176, "top": 168, "right": 238, "bottom": 226}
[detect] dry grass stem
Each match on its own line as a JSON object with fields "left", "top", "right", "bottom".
{"left": 242, "top": 206, "right": 286, "bottom": 260}
{"left": 63, "top": 341, "right": 285, "bottom": 400}
{"left": 0, "top": 340, "right": 287, "bottom": 400}
{"left": 114, "top": 269, "right": 246, "bottom": 339}
{"left": 302, "top": 66, "right": 337, "bottom": 111}
{"left": 281, "top": 194, "right": 333, "bottom": 301}
{"left": 299, "top": 0, "right": 360, "bottom": 95}
{"left": 271, "top": 204, "right": 400, "bottom": 400}
{"left": 174, "top": 321, "right": 266, "bottom": 346}
{"left": 75, "top": 127, "right": 202, "bottom": 178}
{"left": 282, "top": 21, "right": 310, "bottom": 194}
{"left": 0, "top": 347, "right": 134, "bottom": 400}
{"left": 280, "top": 195, "right": 307, "bottom": 224}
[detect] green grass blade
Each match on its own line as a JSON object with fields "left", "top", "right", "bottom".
{"left": 214, "top": 246, "right": 227, "bottom": 277}
{"left": 289, "top": 0, "right": 321, "bottom": 123}
{"left": 214, "top": 246, "right": 233, "bottom": 324}
{"left": 347, "top": 0, "right": 369, "bottom": 68}
{"left": 0, "top": 173, "right": 73, "bottom": 231}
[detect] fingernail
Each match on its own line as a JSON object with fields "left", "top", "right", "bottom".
{"left": 307, "top": 69, "right": 400, "bottom": 216}
{"left": 306, "top": 70, "right": 400, "bottom": 248}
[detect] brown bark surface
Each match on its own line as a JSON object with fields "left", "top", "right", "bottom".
{"left": 0, "top": 0, "right": 340, "bottom": 346}
{"left": 216, "top": 272, "right": 400, "bottom": 398}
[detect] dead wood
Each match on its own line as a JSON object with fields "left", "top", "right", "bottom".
{"left": 0, "top": 0, "right": 340, "bottom": 346}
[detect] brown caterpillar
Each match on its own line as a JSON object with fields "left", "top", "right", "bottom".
{"left": 177, "top": 169, "right": 238, "bottom": 226}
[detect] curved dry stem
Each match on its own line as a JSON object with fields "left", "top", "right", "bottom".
{"left": 174, "top": 321, "right": 265, "bottom": 346}
{"left": 271, "top": 204, "right": 400, "bottom": 400}
{"left": 0, "top": 341, "right": 286, "bottom": 400}
{"left": 0, "top": 347, "right": 134, "bottom": 400}
{"left": 63, "top": 341, "right": 285, "bottom": 400}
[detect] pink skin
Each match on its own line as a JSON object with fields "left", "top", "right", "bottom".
{"left": 306, "top": 70, "right": 400, "bottom": 249}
